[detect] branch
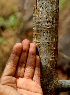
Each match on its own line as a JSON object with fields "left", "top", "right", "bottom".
{"left": 55, "top": 80, "right": 70, "bottom": 92}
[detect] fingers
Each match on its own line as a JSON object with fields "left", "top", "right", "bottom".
{"left": 2, "top": 43, "right": 23, "bottom": 77}
{"left": 1, "top": 38, "right": 41, "bottom": 87}
{"left": 33, "top": 56, "right": 41, "bottom": 85}
{"left": 24, "top": 43, "right": 36, "bottom": 79}
{"left": 15, "top": 39, "right": 30, "bottom": 78}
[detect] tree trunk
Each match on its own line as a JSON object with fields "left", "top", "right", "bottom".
{"left": 33, "top": 0, "right": 59, "bottom": 94}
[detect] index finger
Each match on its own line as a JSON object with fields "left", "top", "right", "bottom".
{"left": 1, "top": 43, "right": 23, "bottom": 77}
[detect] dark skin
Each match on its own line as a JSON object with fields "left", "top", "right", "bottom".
{"left": 0, "top": 39, "right": 43, "bottom": 95}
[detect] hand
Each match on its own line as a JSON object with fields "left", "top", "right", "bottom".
{"left": 0, "top": 39, "right": 43, "bottom": 95}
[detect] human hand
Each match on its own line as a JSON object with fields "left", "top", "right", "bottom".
{"left": 0, "top": 39, "right": 43, "bottom": 95}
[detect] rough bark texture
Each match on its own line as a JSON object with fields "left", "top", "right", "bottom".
{"left": 33, "top": 0, "right": 59, "bottom": 95}
{"left": 56, "top": 80, "right": 70, "bottom": 92}
{"left": 33, "top": 0, "right": 70, "bottom": 94}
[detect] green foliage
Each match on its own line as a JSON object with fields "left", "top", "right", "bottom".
{"left": 6, "top": 14, "right": 19, "bottom": 28}
{"left": 0, "top": 13, "right": 21, "bottom": 29}
{"left": 0, "top": 37, "right": 6, "bottom": 43}
{"left": 0, "top": 17, "right": 4, "bottom": 22}
{"left": 59, "top": 0, "right": 68, "bottom": 9}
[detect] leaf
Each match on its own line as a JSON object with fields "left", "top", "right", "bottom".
{"left": 59, "top": 0, "right": 67, "bottom": 9}
{"left": 0, "top": 17, "right": 4, "bottom": 22}
{"left": 0, "top": 37, "right": 6, "bottom": 43}
{"left": 7, "top": 14, "right": 16, "bottom": 27}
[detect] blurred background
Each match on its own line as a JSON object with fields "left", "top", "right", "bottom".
{"left": 0, "top": 0, "right": 70, "bottom": 95}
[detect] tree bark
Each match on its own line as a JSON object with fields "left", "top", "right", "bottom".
{"left": 33, "top": 0, "right": 59, "bottom": 94}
